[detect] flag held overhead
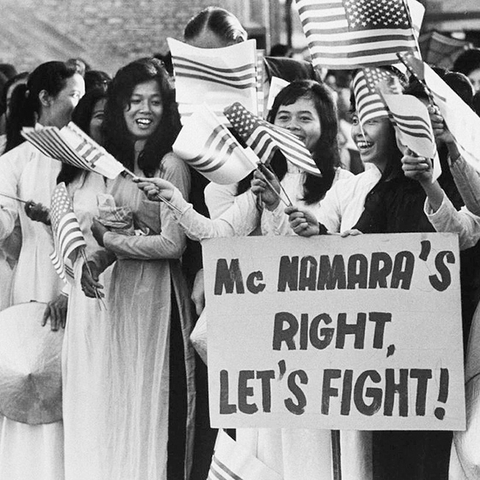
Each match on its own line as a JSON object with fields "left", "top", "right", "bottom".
{"left": 295, "top": 0, "right": 422, "bottom": 70}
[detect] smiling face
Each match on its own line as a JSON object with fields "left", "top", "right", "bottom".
{"left": 123, "top": 80, "right": 163, "bottom": 140}
{"left": 351, "top": 113, "right": 395, "bottom": 171}
{"left": 273, "top": 96, "right": 321, "bottom": 153}
{"left": 46, "top": 73, "right": 85, "bottom": 128}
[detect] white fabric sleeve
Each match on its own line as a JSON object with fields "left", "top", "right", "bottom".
{"left": 316, "top": 185, "right": 343, "bottom": 233}
{"left": 261, "top": 202, "right": 293, "bottom": 236}
{"left": 450, "top": 155, "right": 480, "bottom": 216}
{"left": 0, "top": 154, "right": 21, "bottom": 242}
{"left": 168, "top": 187, "right": 260, "bottom": 241}
{"left": 204, "top": 182, "right": 238, "bottom": 219}
{"left": 425, "top": 192, "right": 480, "bottom": 250}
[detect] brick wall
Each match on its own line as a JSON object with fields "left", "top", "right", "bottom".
{"left": 1, "top": 0, "right": 260, "bottom": 75}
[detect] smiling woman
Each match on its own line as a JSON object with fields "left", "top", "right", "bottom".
{"left": 0, "top": 61, "right": 84, "bottom": 480}
{"left": 282, "top": 68, "right": 450, "bottom": 479}
{"left": 80, "top": 57, "right": 195, "bottom": 480}
{"left": 123, "top": 79, "right": 163, "bottom": 140}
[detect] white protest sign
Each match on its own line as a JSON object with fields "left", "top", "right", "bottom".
{"left": 203, "top": 234, "right": 465, "bottom": 430}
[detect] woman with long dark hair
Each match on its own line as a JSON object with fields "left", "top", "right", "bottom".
{"left": 50, "top": 88, "right": 112, "bottom": 480}
{"left": 80, "top": 57, "right": 195, "bottom": 480}
{"left": 0, "top": 60, "right": 84, "bottom": 480}
{"left": 283, "top": 70, "right": 450, "bottom": 480}
{"left": 135, "top": 79, "right": 351, "bottom": 478}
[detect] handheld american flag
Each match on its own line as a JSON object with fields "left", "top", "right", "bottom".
{"left": 49, "top": 183, "right": 86, "bottom": 282}
{"left": 168, "top": 38, "right": 259, "bottom": 123}
{"left": 379, "top": 91, "right": 441, "bottom": 180}
{"left": 224, "top": 102, "right": 321, "bottom": 176}
{"left": 380, "top": 92, "right": 436, "bottom": 159}
{"left": 172, "top": 104, "right": 258, "bottom": 185}
{"left": 352, "top": 67, "right": 399, "bottom": 125}
{"left": 21, "top": 123, "right": 125, "bottom": 179}
{"left": 295, "top": 0, "right": 421, "bottom": 69}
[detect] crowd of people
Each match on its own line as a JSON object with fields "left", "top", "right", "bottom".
{"left": 1, "top": 4, "right": 480, "bottom": 480}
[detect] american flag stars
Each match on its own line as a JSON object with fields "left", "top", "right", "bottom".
{"left": 50, "top": 183, "right": 74, "bottom": 232}
{"left": 345, "top": 0, "right": 410, "bottom": 30}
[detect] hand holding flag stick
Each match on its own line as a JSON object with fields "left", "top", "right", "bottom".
{"left": 121, "top": 170, "right": 184, "bottom": 214}
{"left": 253, "top": 163, "right": 293, "bottom": 208}
{"left": 79, "top": 250, "right": 106, "bottom": 310}
{"left": 133, "top": 177, "right": 184, "bottom": 214}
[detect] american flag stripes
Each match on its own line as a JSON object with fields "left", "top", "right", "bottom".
{"left": 380, "top": 92, "right": 436, "bottom": 159}
{"left": 295, "top": 0, "right": 420, "bottom": 69}
{"left": 168, "top": 38, "right": 259, "bottom": 123}
{"left": 224, "top": 102, "right": 322, "bottom": 176}
{"left": 172, "top": 104, "right": 258, "bottom": 185}
{"left": 172, "top": 56, "right": 257, "bottom": 90}
{"left": 352, "top": 67, "right": 397, "bottom": 125}
{"left": 49, "top": 182, "right": 86, "bottom": 282}
{"left": 207, "top": 431, "right": 282, "bottom": 480}
{"left": 21, "top": 123, "right": 125, "bottom": 179}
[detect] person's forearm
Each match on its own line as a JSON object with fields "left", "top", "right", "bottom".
{"left": 446, "top": 140, "right": 461, "bottom": 164}
{"left": 420, "top": 179, "right": 445, "bottom": 213}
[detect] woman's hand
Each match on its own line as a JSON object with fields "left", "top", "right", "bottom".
{"left": 250, "top": 165, "right": 281, "bottom": 210}
{"left": 91, "top": 217, "right": 108, "bottom": 247}
{"left": 25, "top": 201, "right": 51, "bottom": 225}
{"left": 42, "top": 293, "right": 68, "bottom": 331}
{"left": 428, "top": 105, "right": 453, "bottom": 145}
{"left": 428, "top": 105, "right": 461, "bottom": 162}
{"left": 402, "top": 149, "right": 433, "bottom": 184}
{"left": 340, "top": 229, "right": 363, "bottom": 237}
{"left": 134, "top": 177, "right": 175, "bottom": 202}
{"left": 80, "top": 261, "right": 104, "bottom": 298}
{"left": 285, "top": 205, "right": 320, "bottom": 237}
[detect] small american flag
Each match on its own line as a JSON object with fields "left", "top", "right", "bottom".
{"left": 380, "top": 92, "right": 436, "bottom": 159}
{"left": 21, "top": 123, "right": 125, "bottom": 179}
{"left": 224, "top": 102, "right": 321, "bottom": 176}
{"left": 173, "top": 104, "right": 258, "bottom": 185}
{"left": 49, "top": 182, "right": 86, "bottom": 282}
{"left": 295, "top": 0, "right": 420, "bottom": 69}
{"left": 352, "top": 67, "right": 397, "bottom": 125}
{"left": 168, "top": 38, "right": 260, "bottom": 123}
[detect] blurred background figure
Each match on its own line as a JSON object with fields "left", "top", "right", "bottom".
{"left": 0, "top": 71, "right": 29, "bottom": 151}
{"left": 0, "top": 63, "right": 17, "bottom": 81}
{"left": 66, "top": 57, "right": 91, "bottom": 77}
{"left": 84, "top": 69, "right": 111, "bottom": 93}
{"left": 269, "top": 43, "right": 293, "bottom": 58}
{"left": 453, "top": 47, "right": 480, "bottom": 93}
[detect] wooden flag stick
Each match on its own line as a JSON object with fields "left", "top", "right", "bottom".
{"left": 122, "top": 167, "right": 184, "bottom": 214}
{"left": 331, "top": 430, "right": 342, "bottom": 480}
{"left": 152, "top": 193, "right": 185, "bottom": 214}
{"left": 0, "top": 192, "right": 28, "bottom": 204}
